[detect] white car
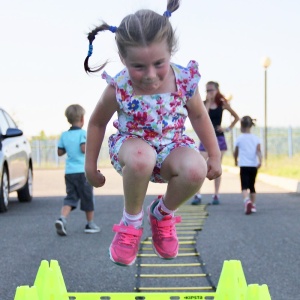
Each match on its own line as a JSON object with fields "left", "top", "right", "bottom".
{"left": 0, "top": 108, "right": 33, "bottom": 212}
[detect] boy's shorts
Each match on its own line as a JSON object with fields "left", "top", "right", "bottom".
{"left": 64, "top": 173, "right": 94, "bottom": 211}
{"left": 108, "top": 133, "right": 199, "bottom": 183}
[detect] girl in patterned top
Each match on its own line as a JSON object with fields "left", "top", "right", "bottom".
{"left": 84, "top": 0, "right": 222, "bottom": 266}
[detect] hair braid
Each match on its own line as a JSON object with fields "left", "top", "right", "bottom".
{"left": 84, "top": 23, "right": 111, "bottom": 73}
{"left": 167, "top": 0, "right": 180, "bottom": 13}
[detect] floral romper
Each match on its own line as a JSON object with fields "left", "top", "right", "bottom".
{"left": 102, "top": 60, "right": 201, "bottom": 183}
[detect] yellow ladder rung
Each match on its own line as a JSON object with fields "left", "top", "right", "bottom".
{"left": 137, "top": 253, "right": 199, "bottom": 257}
{"left": 136, "top": 274, "right": 208, "bottom": 278}
{"left": 176, "top": 231, "right": 198, "bottom": 234}
{"left": 137, "top": 263, "right": 203, "bottom": 267}
{"left": 141, "top": 240, "right": 196, "bottom": 245}
{"left": 146, "top": 236, "right": 195, "bottom": 240}
{"left": 140, "top": 247, "right": 196, "bottom": 251}
{"left": 135, "top": 287, "right": 214, "bottom": 291}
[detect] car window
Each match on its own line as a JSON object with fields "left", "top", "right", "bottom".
{"left": 0, "top": 110, "right": 9, "bottom": 135}
{"left": 3, "top": 111, "right": 17, "bottom": 129}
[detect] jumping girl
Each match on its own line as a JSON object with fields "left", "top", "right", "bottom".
{"left": 84, "top": 0, "right": 222, "bottom": 266}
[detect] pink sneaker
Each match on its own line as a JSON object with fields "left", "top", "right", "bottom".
{"left": 244, "top": 199, "right": 252, "bottom": 215}
{"left": 147, "top": 200, "right": 181, "bottom": 259}
{"left": 109, "top": 221, "right": 143, "bottom": 266}
{"left": 251, "top": 203, "right": 257, "bottom": 213}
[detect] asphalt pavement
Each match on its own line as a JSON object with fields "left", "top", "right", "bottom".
{"left": 0, "top": 169, "right": 299, "bottom": 300}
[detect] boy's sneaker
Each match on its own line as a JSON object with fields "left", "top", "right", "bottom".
{"left": 212, "top": 195, "right": 220, "bottom": 205}
{"left": 147, "top": 199, "right": 182, "bottom": 259}
{"left": 84, "top": 221, "right": 101, "bottom": 233}
{"left": 244, "top": 199, "right": 252, "bottom": 215}
{"left": 55, "top": 218, "right": 67, "bottom": 236}
{"left": 109, "top": 221, "right": 143, "bottom": 266}
{"left": 251, "top": 204, "right": 257, "bottom": 213}
{"left": 191, "top": 194, "right": 202, "bottom": 205}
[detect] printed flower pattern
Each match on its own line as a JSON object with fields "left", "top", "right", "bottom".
{"left": 102, "top": 60, "right": 201, "bottom": 148}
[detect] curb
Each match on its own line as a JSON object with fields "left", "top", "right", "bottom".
{"left": 222, "top": 165, "right": 300, "bottom": 193}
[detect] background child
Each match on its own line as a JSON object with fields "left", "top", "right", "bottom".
{"left": 55, "top": 104, "right": 100, "bottom": 236}
{"left": 234, "top": 116, "right": 262, "bottom": 215}
{"left": 84, "top": 0, "right": 222, "bottom": 266}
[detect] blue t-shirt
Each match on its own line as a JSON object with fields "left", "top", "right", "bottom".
{"left": 58, "top": 127, "right": 86, "bottom": 174}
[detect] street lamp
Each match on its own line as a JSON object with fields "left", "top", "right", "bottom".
{"left": 261, "top": 57, "right": 271, "bottom": 166}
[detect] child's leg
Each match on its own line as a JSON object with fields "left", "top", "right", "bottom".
{"left": 148, "top": 147, "right": 206, "bottom": 259}
{"left": 250, "top": 193, "right": 256, "bottom": 204}
{"left": 109, "top": 138, "right": 155, "bottom": 266}
{"left": 118, "top": 138, "right": 156, "bottom": 215}
{"left": 242, "top": 189, "right": 249, "bottom": 200}
{"left": 60, "top": 205, "right": 72, "bottom": 218}
{"left": 160, "top": 147, "right": 207, "bottom": 210}
{"left": 213, "top": 151, "right": 225, "bottom": 196}
{"left": 85, "top": 210, "right": 94, "bottom": 222}
{"left": 196, "top": 151, "right": 208, "bottom": 195}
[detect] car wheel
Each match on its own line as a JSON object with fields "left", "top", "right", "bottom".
{"left": 18, "top": 166, "right": 33, "bottom": 202}
{"left": 0, "top": 168, "right": 9, "bottom": 212}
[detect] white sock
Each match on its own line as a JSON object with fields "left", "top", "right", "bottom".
{"left": 122, "top": 209, "right": 144, "bottom": 228}
{"left": 153, "top": 197, "right": 176, "bottom": 220}
{"left": 243, "top": 197, "right": 250, "bottom": 203}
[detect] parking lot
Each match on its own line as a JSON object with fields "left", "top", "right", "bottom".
{"left": 0, "top": 168, "right": 299, "bottom": 300}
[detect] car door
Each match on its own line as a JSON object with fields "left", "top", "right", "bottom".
{"left": 2, "top": 110, "right": 28, "bottom": 189}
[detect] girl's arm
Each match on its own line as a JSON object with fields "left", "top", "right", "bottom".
{"left": 187, "top": 88, "right": 222, "bottom": 180}
{"left": 222, "top": 100, "right": 239, "bottom": 131}
{"left": 256, "top": 143, "right": 262, "bottom": 168}
{"left": 85, "top": 84, "right": 119, "bottom": 187}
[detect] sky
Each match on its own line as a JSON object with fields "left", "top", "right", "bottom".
{"left": 1, "top": 0, "right": 300, "bottom": 137}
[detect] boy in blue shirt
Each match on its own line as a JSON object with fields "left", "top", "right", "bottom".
{"left": 55, "top": 104, "right": 100, "bottom": 235}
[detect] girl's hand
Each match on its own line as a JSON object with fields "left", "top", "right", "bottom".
{"left": 216, "top": 126, "right": 224, "bottom": 133}
{"left": 257, "top": 163, "right": 262, "bottom": 169}
{"left": 206, "top": 156, "right": 222, "bottom": 180}
{"left": 86, "top": 169, "right": 106, "bottom": 188}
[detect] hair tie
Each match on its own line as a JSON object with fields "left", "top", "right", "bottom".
{"left": 163, "top": 10, "right": 172, "bottom": 18}
{"left": 108, "top": 26, "right": 118, "bottom": 33}
{"left": 87, "top": 44, "right": 93, "bottom": 57}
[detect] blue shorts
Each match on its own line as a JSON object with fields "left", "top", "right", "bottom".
{"left": 64, "top": 173, "right": 94, "bottom": 211}
{"left": 108, "top": 133, "right": 199, "bottom": 183}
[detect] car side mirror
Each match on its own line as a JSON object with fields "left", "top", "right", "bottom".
{"left": 3, "top": 128, "right": 23, "bottom": 139}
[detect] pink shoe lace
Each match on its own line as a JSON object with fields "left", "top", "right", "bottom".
{"left": 112, "top": 224, "right": 142, "bottom": 247}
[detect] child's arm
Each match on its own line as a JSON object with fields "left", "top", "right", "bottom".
{"left": 233, "top": 146, "right": 239, "bottom": 166}
{"left": 222, "top": 100, "right": 239, "bottom": 130}
{"left": 80, "top": 143, "right": 86, "bottom": 153}
{"left": 85, "top": 85, "right": 119, "bottom": 187}
{"left": 57, "top": 148, "right": 66, "bottom": 156}
{"left": 187, "top": 88, "right": 222, "bottom": 180}
{"left": 256, "top": 143, "right": 262, "bottom": 168}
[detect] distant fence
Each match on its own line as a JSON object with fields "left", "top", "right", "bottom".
{"left": 30, "top": 127, "right": 300, "bottom": 167}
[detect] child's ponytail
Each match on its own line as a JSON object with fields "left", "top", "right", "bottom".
{"left": 241, "top": 116, "right": 256, "bottom": 128}
{"left": 165, "top": 0, "right": 180, "bottom": 16}
{"left": 84, "top": 24, "right": 118, "bottom": 73}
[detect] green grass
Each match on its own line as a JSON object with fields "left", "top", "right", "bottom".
{"left": 223, "top": 153, "right": 300, "bottom": 180}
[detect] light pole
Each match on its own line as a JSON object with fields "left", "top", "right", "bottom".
{"left": 261, "top": 57, "right": 271, "bottom": 166}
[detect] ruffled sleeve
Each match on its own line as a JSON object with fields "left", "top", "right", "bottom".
{"left": 101, "top": 71, "right": 115, "bottom": 86}
{"left": 174, "top": 60, "right": 201, "bottom": 102}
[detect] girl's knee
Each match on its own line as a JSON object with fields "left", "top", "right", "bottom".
{"left": 181, "top": 157, "right": 207, "bottom": 184}
{"left": 122, "top": 148, "right": 156, "bottom": 175}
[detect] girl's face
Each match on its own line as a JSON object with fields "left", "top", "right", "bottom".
{"left": 121, "top": 40, "right": 171, "bottom": 94}
{"left": 206, "top": 83, "right": 218, "bottom": 99}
